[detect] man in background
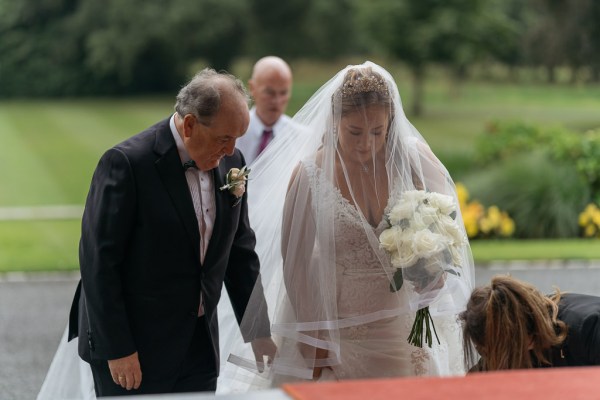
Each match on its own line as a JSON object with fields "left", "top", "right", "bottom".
{"left": 236, "top": 56, "right": 293, "bottom": 164}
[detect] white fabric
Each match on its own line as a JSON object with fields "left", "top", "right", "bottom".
{"left": 37, "top": 327, "right": 95, "bottom": 400}
{"left": 217, "top": 61, "right": 475, "bottom": 392}
{"left": 235, "top": 107, "right": 292, "bottom": 165}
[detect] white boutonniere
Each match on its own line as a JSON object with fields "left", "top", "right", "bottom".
{"left": 219, "top": 166, "right": 250, "bottom": 206}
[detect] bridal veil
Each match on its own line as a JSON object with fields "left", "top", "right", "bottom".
{"left": 218, "top": 61, "right": 475, "bottom": 391}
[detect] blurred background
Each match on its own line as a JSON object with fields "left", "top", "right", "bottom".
{"left": 2, "top": 1, "right": 600, "bottom": 398}
{"left": 1, "top": 0, "right": 600, "bottom": 271}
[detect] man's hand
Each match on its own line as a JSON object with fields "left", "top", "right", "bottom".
{"left": 108, "top": 352, "right": 142, "bottom": 390}
{"left": 251, "top": 337, "right": 277, "bottom": 372}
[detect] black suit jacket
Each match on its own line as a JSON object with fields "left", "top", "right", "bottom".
{"left": 551, "top": 293, "right": 600, "bottom": 366}
{"left": 68, "top": 117, "right": 269, "bottom": 383}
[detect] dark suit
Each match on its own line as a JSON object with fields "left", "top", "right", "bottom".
{"left": 68, "top": 117, "right": 269, "bottom": 395}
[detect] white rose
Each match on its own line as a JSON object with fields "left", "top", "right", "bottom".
{"left": 394, "top": 240, "right": 418, "bottom": 268}
{"left": 401, "top": 190, "right": 425, "bottom": 204}
{"left": 418, "top": 204, "right": 438, "bottom": 226}
{"left": 388, "top": 201, "right": 415, "bottom": 225}
{"left": 409, "top": 212, "right": 428, "bottom": 231}
{"left": 443, "top": 218, "right": 466, "bottom": 246}
{"left": 449, "top": 247, "right": 463, "bottom": 266}
{"left": 379, "top": 226, "right": 401, "bottom": 252}
{"left": 411, "top": 229, "right": 447, "bottom": 259}
{"left": 428, "top": 192, "right": 456, "bottom": 216}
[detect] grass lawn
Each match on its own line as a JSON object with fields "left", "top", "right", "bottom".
{"left": 2, "top": 59, "right": 600, "bottom": 271}
{"left": 470, "top": 239, "right": 600, "bottom": 262}
{"left": 0, "top": 219, "right": 80, "bottom": 272}
{"left": 1, "top": 218, "right": 599, "bottom": 273}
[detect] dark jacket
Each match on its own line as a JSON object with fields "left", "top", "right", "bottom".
{"left": 68, "top": 118, "right": 270, "bottom": 384}
{"left": 550, "top": 293, "right": 600, "bottom": 366}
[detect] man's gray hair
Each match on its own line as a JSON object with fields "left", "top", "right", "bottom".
{"left": 174, "top": 68, "right": 249, "bottom": 125}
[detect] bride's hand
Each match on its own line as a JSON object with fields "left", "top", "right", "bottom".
{"left": 251, "top": 337, "right": 277, "bottom": 372}
{"left": 108, "top": 352, "right": 142, "bottom": 390}
{"left": 300, "top": 345, "right": 330, "bottom": 380}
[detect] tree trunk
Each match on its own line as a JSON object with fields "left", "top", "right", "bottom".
{"left": 546, "top": 64, "right": 556, "bottom": 84}
{"left": 411, "top": 66, "right": 425, "bottom": 117}
{"left": 449, "top": 64, "right": 467, "bottom": 99}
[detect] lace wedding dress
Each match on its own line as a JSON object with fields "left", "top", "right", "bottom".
{"left": 300, "top": 160, "right": 464, "bottom": 380}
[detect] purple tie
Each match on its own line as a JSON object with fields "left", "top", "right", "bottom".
{"left": 257, "top": 129, "right": 273, "bottom": 157}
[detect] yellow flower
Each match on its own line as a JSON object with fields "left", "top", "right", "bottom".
{"left": 592, "top": 209, "right": 600, "bottom": 228}
{"left": 479, "top": 217, "right": 494, "bottom": 235}
{"left": 584, "top": 224, "right": 597, "bottom": 238}
{"left": 579, "top": 212, "right": 590, "bottom": 227}
{"left": 465, "top": 220, "right": 479, "bottom": 238}
{"left": 455, "top": 182, "right": 469, "bottom": 208}
{"left": 499, "top": 213, "right": 515, "bottom": 237}
{"left": 486, "top": 205, "right": 502, "bottom": 229}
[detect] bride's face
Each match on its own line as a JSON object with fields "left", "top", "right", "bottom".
{"left": 337, "top": 105, "right": 389, "bottom": 165}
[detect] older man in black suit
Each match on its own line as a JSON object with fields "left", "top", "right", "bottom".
{"left": 68, "top": 68, "right": 276, "bottom": 396}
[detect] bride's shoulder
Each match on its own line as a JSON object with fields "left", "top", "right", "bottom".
{"left": 287, "top": 153, "right": 321, "bottom": 191}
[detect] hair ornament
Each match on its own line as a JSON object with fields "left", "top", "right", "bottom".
{"left": 341, "top": 74, "right": 388, "bottom": 97}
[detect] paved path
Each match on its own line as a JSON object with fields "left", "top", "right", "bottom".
{"left": 475, "top": 259, "right": 600, "bottom": 295}
{"left": 0, "top": 273, "right": 78, "bottom": 400}
{"left": 2, "top": 262, "right": 599, "bottom": 400}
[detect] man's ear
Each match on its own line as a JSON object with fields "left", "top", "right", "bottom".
{"left": 182, "top": 114, "right": 196, "bottom": 139}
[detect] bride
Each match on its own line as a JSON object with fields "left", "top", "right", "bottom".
{"left": 38, "top": 61, "right": 475, "bottom": 398}
{"left": 218, "top": 61, "right": 475, "bottom": 390}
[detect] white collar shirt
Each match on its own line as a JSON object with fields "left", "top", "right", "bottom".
{"left": 169, "top": 114, "right": 215, "bottom": 265}
{"left": 234, "top": 107, "right": 291, "bottom": 164}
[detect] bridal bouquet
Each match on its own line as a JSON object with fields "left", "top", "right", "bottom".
{"left": 379, "top": 190, "right": 466, "bottom": 348}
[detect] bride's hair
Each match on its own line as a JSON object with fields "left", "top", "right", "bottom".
{"left": 334, "top": 67, "right": 391, "bottom": 113}
{"left": 327, "top": 66, "right": 395, "bottom": 144}
{"left": 460, "top": 275, "right": 567, "bottom": 371}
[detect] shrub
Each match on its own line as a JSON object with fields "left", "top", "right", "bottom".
{"left": 475, "top": 120, "right": 543, "bottom": 165}
{"left": 551, "top": 128, "right": 600, "bottom": 202}
{"left": 463, "top": 151, "right": 590, "bottom": 238}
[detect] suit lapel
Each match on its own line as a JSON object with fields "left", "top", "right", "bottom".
{"left": 153, "top": 123, "right": 201, "bottom": 262}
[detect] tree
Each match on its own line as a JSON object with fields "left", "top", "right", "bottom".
{"left": 357, "top": 0, "right": 510, "bottom": 116}
{"left": 0, "top": 0, "right": 249, "bottom": 96}
{"left": 245, "top": 0, "right": 311, "bottom": 58}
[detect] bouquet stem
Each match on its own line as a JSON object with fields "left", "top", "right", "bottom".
{"left": 407, "top": 307, "right": 440, "bottom": 348}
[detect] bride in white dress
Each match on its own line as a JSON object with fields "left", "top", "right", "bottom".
{"left": 38, "top": 61, "right": 475, "bottom": 398}
{"left": 219, "top": 61, "right": 475, "bottom": 390}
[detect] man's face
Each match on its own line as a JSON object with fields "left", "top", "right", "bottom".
{"left": 183, "top": 97, "right": 250, "bottom": 171}
{"left": 250, "top": 71, "right": 291, "bottom": 127}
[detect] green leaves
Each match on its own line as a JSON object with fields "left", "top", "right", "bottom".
{"left": 389, "top": 268, "right": 404, "bottom": 292}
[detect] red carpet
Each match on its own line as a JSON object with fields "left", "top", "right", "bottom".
{"left": 282, "top": 367, "right": 600, "bottom": 400}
